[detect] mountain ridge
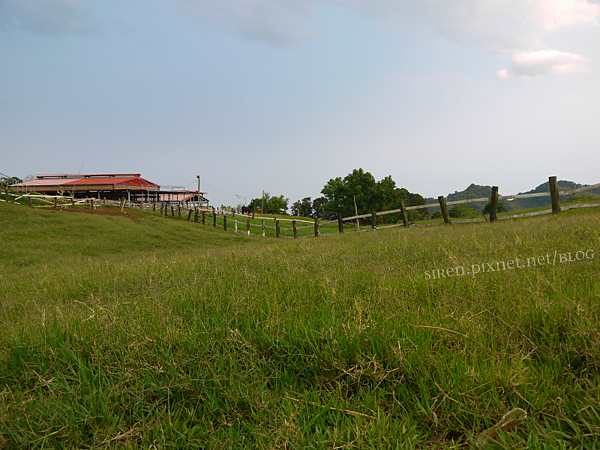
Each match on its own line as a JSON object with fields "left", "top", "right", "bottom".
{"left": 425, "top": 180, "right": 599, "bottom": 212}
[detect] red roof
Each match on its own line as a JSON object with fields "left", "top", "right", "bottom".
{"left": 67, "top": 177, "right": 157, "bottom": 187}
{"left": 10, "top": 173, "right": 160, "bottom": 190}
{"left": 36, "top": 173, "right": 142, "bottom": 179}
{"left": 13, "top": 178, "right": 74, "bottom": 187}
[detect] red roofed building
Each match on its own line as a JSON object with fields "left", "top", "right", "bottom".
{"left": 10, "top": 173, "right": 209, "bottom": 206}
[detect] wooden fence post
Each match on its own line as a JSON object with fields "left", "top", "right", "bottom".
{"left": 276, "top": 219, "right": 280, "bottom": 238}
{"left": 234, "top": 218, "right": 238, "bottom": 233}
{"left": 4, "top": 188, "right": 8, "bottom": 203}
{"left": 90, "top": 199, "right": 94, "bottom": 210}
{"left": 153, "top": 202, "right": 156, "bottom": 212}
{"left": 223, "top": 215, "right": 227, "bottom": 231}
{"left": 490, "top": 186, "right": 499, "bottom": 223}
{"left": 28, "top": 197, "right": 32, "bottom": 207}
{"left": 247, "top": 219, "right": 250, "bottom": 236}
{"left": 372, "top": 212, "right": 376, "bottom": 230}
{"left": 293, "top": 220, "right": 298, "bottom": 238}
{"left": 213, "top": 209, "right": 217, "bottom": 227}
{"left": 178, "top": 204, "right": 181, "bottom": 218}
{"left": 54, "top": 197, "right": 58, "bottom": 208}
{"left": 438, "top": 196, "right": 451, "bottom": 224}
{"left": 187, "top": 210, "right": 192, "bottom": 221}
{"left": 71, "top": 198, "right": 75, "bottom": 208}
{"left": 314, "top": 218, "right": 319, "bottom": 237}
{"left": 338, "top": 216, "right": 344, "bottom": 234}
{"left": 194, "top": 208, "right": 199, "bottom": 223}
{"left": 202, "top": 211, "right": 206, "bottom": 225}
{"left": 262, "top": 219, "right": 266, "bottom": 237}
{"left": 171, "top": 205, "right": 175, "bottom": 217}
{"left": 400, "top": 201, "right": 409, "bottom": 228}
{"left": 549, "top": 176, "right": 561, "bottom": 214}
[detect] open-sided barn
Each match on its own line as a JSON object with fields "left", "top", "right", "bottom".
{"left": 10, "top": 173, "right": 209, "bottom": 206}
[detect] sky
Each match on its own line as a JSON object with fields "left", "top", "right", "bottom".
{"left": 2, "top": 0, "right": 599, "bottom": 208}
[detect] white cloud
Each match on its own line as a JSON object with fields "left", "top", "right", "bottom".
{"left": 510, "top": 49, "right": 589, "bottom": 77}
{"left": 0, "top": 0, "right": 102, "bottom": 36}
{"left": 353, "top": 0, "right": 600, "bottom": 79}
{"left": 496, "top": 69, "right": 509, "bottom": 79}
{"left": 170, "top": 0, "right": 600, "bottom": 78}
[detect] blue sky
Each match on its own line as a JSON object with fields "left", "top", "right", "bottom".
{"left": 2, "top": 0, "right": 599, "bottom": 207}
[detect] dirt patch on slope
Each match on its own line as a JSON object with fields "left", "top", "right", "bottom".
{"left": 50, "top": 207, "right": 143, "bottom": 222}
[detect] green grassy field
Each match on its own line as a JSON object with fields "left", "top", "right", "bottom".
{"left": 1, "top": 201, "right": 599, "bottom": 449}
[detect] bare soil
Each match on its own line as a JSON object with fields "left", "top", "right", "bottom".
{"left": 50, "top": 207, "right": 143, "bottom": 222}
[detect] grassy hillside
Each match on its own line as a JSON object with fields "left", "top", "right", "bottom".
{"left": 0, "top": 203, "right": 250, "bottom": 273}
{"left": 1, "top": 202, "right": 600, "bottom": 449}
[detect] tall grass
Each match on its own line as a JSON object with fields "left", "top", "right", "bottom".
{"left": 1, "top": 202, "right": 599, "bottom": 448}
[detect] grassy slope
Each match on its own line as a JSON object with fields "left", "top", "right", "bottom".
{"left": 1, "top": 202, "right": 600, "bottom": 449}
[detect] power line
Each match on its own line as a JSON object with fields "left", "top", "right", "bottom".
{"left": 197, "top": 178, "right": 238, "bottom": 199}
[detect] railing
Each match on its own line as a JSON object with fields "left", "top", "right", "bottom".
{"left": 171, "top": 176, "right": 600, "bottom": 238}
{"left": 2, "top": 176, "right": 599, "bottom": 239}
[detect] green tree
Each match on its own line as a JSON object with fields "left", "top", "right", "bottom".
{"left": 320, "top": 169, "right": 429, "bottom": 222}
{"left": 312, "top": 197, "right": 330, "bottom": 219}
{"left": 449, "top": 204, "right": 479, "bottom": 218}
{"left": 398, "top": 190, "right": 429, "bottom": 220}
{"left": 482, "top": 201, "right": 508, "bottom": 215}
{"left": 1, "top": 176, "right": 22, "bottom": 188}
{"left": 270, "top": 195, "right": 289, "bottom": 215}
{"left": 291, "top": 197, "right": 312, "bottom": 217}
{"left": 321, "top": 169, "right": 378, "bottom": 217}
{"left": 248, "top": 193, "right": 289, "bottom": 215}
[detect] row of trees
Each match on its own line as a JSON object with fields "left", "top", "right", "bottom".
{"left": 288, "top": 169, "right": 429, "bottom": 222}
{"left": 247, "top": 193, "right": 289, "bottom": 215}
{"left": 248, "top": 169, "right": 504, "bottom": 222}
{"left": 0, "top": 176, "right": 22, "bottom": 189}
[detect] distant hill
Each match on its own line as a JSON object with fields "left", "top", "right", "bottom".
{"left": 446, "top": 183, "right": 493, "bottom": 212}
{"left": 425, "top": 180, "right": 599, "bottom": 213}
{"left": 425, "top": 184, "right": 494, "bottom": 213}
{"left": 509, "top": 180, "right": 600, "bottom": 211}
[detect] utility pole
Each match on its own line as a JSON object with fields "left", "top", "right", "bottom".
{"left": 197, "top": 175, "right": 200, "bottom": 208}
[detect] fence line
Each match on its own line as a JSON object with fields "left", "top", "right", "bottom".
{"left": 2, "top": 176, "right": 599, "bottom": 239}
